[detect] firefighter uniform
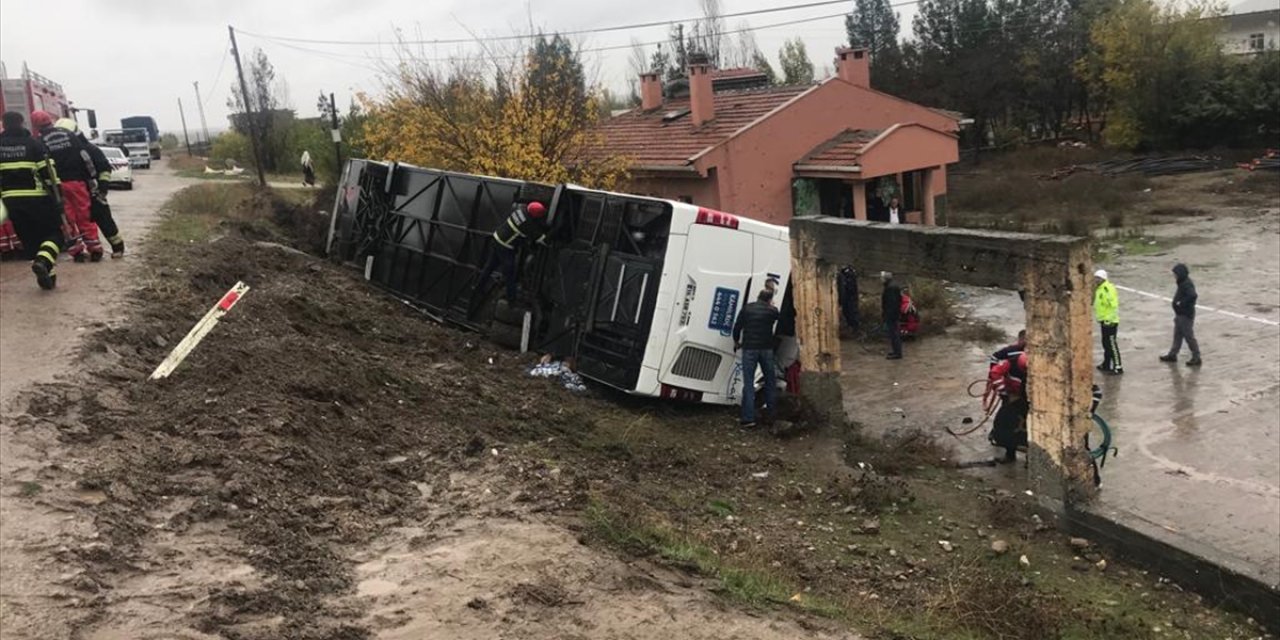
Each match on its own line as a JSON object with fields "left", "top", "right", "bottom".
{"left": 0, "top": 121, "right": 64, "bottom": 290}
{"left": 479, "top": 202, "right": 549, "bottom": 301}
{"left": 76, "top": 124, "right": 125, "bottom": 257}
{"left": 39, "top": 118, "right": 100, "bottom": 260}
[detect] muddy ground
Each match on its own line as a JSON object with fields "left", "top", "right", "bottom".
{"left": 0, "top": 173, "right": 1274, "bottom": 639}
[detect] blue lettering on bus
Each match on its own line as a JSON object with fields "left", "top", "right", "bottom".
{"left": 708, "top": 287, "right": 739, "bottom": 336}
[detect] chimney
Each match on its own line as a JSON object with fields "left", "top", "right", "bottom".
{"left": 835, "top": 47, "right": 871, "bottom": 88}
{"left": 640, "top": 72, "right": 663, "bottom": 111}
{"left": 689, "top": 62, "right": 715, "bottom": 126}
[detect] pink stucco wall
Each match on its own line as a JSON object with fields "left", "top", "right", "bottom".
{"left": 856, "top": 126, "right": 960, "bottom": 178}
{"left": 694, "top": 79, "right": 959, "bottom": 225}
{"left": 628, "top": 174, "right": 721, "bottom": 209}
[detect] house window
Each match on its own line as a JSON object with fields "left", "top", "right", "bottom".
{"left": 1249, "top": 33, "right": 1265, "bottom": 51}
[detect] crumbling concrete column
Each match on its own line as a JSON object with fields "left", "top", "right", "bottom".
{"left": 790, "top": 231, "right": 845, "bottom": 426}
{"left": 850, "top": 182, "right": 867, "bottom": 221}
{"left": 1024, "top": 241, "right": 1098, "bottom": 506}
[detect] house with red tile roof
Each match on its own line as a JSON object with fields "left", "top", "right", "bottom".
{"left": 593, "top": 47, "right": 962, "bottom": 226}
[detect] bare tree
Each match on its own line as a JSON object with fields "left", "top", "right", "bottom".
{"left": 694, "top": 0, "right": 726, "bottom": 66}
{"left": 628, "top": 37, "right": 650, "bottom": 101}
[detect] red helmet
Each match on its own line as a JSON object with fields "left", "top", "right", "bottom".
{"left": 526, "top": 202, "right": 546, "bottom": 218}
{"left": 1017, "top": 352, "right": 1028, "bottom": 370}
{"left": 29, "top": 110, "right": 54, "bottom": 131}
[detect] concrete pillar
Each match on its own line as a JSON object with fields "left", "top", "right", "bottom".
{"left": 921, "top": 167, "right": 937, "bottom": 226}
{"left": 851, "top": 181, "right": 867, "bottom": 220}
{"left": 790, "top": 232, "right": 844, "bottom": 427}
{"left": 1024, "top": 241, "right": 1098, "bottom": 506}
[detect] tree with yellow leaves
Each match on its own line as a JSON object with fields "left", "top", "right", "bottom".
{"left": 359, "top": 34, "right": 629, "bottom": 190}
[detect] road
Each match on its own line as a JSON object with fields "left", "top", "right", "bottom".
{"left": 843, "top": 205, "right": 1280, "bottom": 589}
{"left": 0, "top": 160, "right": 192, "bottom": 637}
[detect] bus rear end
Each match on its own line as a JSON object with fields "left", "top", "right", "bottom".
{"left": 629, "top": 204, "right": 791, "bottom": 406}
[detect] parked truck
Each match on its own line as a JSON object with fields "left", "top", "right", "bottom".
{"left": 328, "top": 160, "right": 794, "bottom": 406}
{"left": 120, "top": 116, "right": 160, "bottom": 159}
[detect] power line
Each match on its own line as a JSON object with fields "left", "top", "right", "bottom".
{"left": 203, "top": 44, "right": 231, "bottom": 108}
{"left": 235, "top": 0, "right": 863, "bottom": 46}
{"left": 245, "top": 9, "right": 863, "bottom": 66}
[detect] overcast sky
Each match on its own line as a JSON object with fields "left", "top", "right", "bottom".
{"left": 1, "top": 0, "right": 921, "bottom": 140}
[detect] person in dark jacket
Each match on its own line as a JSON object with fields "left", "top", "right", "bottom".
{"left": 837, "top": 266, "right": 860, "bottom": 332}
{"left": 479, "top": 201, "right": 548, "bottom": 301}
{"left": 33, "top": 110, "right": 100, "bottom": 261}
{"left": 79, "top": 133, "right": 125, "bottom": 257}
{"left": 0, "top": 111, "right": 64, "bottom": 290}
{"left": 1160, "top": 263, "right": 1201, "bottom": 366}
{"left": 733, "top": 288, "right": 780, "bottom": 427}
{"left": 881, "top": 271, "right": 903, "bottom": 359}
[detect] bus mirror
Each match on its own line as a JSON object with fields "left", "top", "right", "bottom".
{"left": 87, "top": 110, "right": 98, "bottom": 129}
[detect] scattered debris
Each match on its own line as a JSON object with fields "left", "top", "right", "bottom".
{"left": 149, "top": 281, "right": 250, "bottom": 380}
{"left": 991, "top": 540, "right": 1010, "bottom": 555}
{"left": 1019, "top": 555, "right": 1032, "bottom": 569}
{"left": 939, "top": 540, "right": 954, "bottom": 553}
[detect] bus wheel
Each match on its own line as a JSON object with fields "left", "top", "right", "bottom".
{"left": 489, "top": 322, "right": 523, "bottom": 350}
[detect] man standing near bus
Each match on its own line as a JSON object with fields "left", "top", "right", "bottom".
{"left": 1, "top": 111, "right": 64, "bottom": 289}
{"left": 1094, "top": 269, "right": 1123, "bottom": 375}
{"left": 734, "top": 288, "right": 780, "bottom": 428}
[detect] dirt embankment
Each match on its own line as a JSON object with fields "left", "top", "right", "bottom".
{"left": 10, "top": 183, "right": 1270, "bottom": 640}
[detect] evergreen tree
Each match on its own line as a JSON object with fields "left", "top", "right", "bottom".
{"left": 779, "top": 38, "right": 815, "bottom": 85}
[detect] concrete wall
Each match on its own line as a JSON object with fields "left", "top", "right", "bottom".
{"left": 699, "top": 80, "right": 959, "bottom": 225}
{"left": 789, "top": 217, "right": 1098, "bottom": 504}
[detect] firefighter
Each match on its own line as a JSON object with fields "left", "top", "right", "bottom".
{"left": 0, "top": 111, "right": 64, "bottom": 290}
{"left": 32, "top": 110, "right": 100, "bottom": 262}
{"left": 63, "top": 119, "right": 125, "bottom": 257}
{"left": 479, "top": 201, "right": 548, "bottom": 301}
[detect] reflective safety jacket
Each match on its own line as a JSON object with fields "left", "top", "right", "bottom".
{"left": 0, "top": 128, "right": 60, "bottom": 199}
{"left": 1094, "top": 280, "right": 1119, "bottom": 325}
{"left": 38, "top": 124, "right": 95, "bottom": 183}
{"left": 493, "top": 204, "right": 548, "bottom": 249}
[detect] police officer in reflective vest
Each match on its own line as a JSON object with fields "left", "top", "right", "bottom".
{"left": 0, "top": 111, "right": 64, "bottom": 290}
{"left": 67, "top": 119, "right": 125, "bottom": 257}
{"left": 480, "top": 201, "right": 548, "bottom": 301}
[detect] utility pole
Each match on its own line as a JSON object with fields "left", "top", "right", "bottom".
{"left": 228, "top": 25, "right": 266, "bottom": 188}
{"left": 328, "top": 92, "right": 342, "bottom": 178}
{"left": 177, "top": 97, "right": 193, "bottom": 157}
{"left": 193, "top": 81, "right": 212, "bottom": 147}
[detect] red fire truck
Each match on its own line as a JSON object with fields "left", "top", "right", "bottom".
{"left": 0, "top": 61, "right": 73, "bottom": 254}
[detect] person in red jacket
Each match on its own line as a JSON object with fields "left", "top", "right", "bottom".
{"left": 31, "top": 110, "right": 99, "bottom": 261}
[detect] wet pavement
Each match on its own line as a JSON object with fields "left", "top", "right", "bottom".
{"left": 841, "top": 207, "right": 1280, "bottom": 589}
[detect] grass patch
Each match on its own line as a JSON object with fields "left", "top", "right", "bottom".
{"left": 17, "top": 481, "right": 42, "bottom": 497}
{"left": 175, "top": 168, "right": 250, "bottom": 181}
{"left": 584, "top": 498, "right": 838, "bottom": 614}
{"left": 153, "top": 183, "right": 256, "bottom": 245}
{"left": 166, "top": 154, "right": 210, "bottom": 172}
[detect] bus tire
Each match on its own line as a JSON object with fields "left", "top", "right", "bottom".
{"left": 490, "top": 321, "right": 523, "bottom": 350}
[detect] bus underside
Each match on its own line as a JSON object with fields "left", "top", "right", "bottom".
{"left": 328, "top": 160, "right": 674, "bottom": 397}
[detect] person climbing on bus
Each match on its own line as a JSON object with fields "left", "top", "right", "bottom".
{"left": 480, "top": 201, "right": 549, "bottom": 301}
